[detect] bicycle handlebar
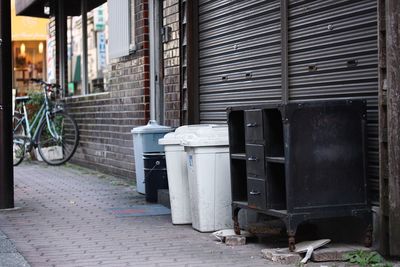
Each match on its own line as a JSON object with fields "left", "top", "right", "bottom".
{"left": 30, "top": 79, "right": 61, "bottom": 92}
{"left": 30, "top": 78, "right": 43, "bottom": 84}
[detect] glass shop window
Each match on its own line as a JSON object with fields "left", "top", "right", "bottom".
{"left": 12, "top": 40, "right": 46, "bottom": 96}
{"left": 66, "top": 3, "right": 109, "bottom": 96}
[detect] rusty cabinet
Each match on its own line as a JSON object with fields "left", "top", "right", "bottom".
{"left": 227, "top": 100, "right": 372, "bottom": 251}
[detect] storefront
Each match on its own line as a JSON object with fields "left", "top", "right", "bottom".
{"left": 11, "top": 0, "right": 48, "bottom": 95}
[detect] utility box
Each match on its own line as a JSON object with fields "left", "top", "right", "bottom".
{"left": 131, "top": 120, "right": 172, "bottom": 194}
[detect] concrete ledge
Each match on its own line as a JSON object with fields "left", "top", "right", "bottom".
{"left": 312, "top": 244, "right": 372, "bottom": 262}
{"left": 0, "top": 239, "right": 17, "bottom": 253}
{"left": 0, "top": 230, "right": 30, "bottom": 267}
{"left": 0, "top": 253, "right": 30, "bottom": 267}
{"left": 0, "top": 231, "right": 7, "bottom": 240}
{"left": 262, "top": 244, "right": 374, "bottom": 265}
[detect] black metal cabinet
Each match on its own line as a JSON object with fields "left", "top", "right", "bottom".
{"left": 227, "top": 100, "right": 372, "bottom": 251}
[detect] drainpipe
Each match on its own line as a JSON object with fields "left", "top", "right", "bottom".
{"left": 56, "top": 0, "right": 67, "bottom": 95}
{"left": 81, "top": 0, "right": 89, "bottom": 95}
{"left": 0, "top": 0, "right": 15, "bottom": 209}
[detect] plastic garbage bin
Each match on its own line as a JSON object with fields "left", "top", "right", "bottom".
{"left": 143, "top": 152, "right": 168, "bottom": 202}
{"left": 158, "top": 125, "right": 216, "bottom": 224}
{"left": 182, "top": 125, "right": 232, "bottom": 232}
{"left": 131, "top": 120, "right": 172, "bottom": 194}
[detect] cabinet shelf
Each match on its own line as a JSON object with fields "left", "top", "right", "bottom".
{"left": 232, "top": 201, "right": 288, "bottom": 216}
{"left": 265, "top": 156, "right": 285, "bottom": 163}
{"left": 231, "top": 153, "right": 246, "bottom": 160}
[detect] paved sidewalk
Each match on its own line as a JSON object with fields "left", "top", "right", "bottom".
{"left": 0, "top": 163, "right": 282, "bottom": 267}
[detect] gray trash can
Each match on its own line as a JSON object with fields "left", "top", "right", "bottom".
{"left": 131, "top": 120, "right": 172, "bottom": 194}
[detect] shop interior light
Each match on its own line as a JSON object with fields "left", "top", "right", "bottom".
{"left": 38, "top": 42, "right": 44, "bottom": 54}
{"left": 20, "top": 43, "right": 26, "bottom": 56}
{"left": 44, "top": 2, "right": 50, "bottom": 15}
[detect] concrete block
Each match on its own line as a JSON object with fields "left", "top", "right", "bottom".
{"left": 311, "top": 244, "right": 372, "bottom": 262}
{"left": 261, "top": 248, "right": 302, "bottom": 265}
{"left": 225, "top": 235, "right": 246, "bottom": 246}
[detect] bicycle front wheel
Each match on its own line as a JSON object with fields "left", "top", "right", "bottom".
{"left": 37, "top": 112, "right": 79, "bottom": 165}
{"left": 13, "top": 116, "right": 26, "bottom": 166}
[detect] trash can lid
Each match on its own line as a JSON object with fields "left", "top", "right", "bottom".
{"left": 181, "top": 125, "right": 229, "bottom": 147}
{"left": 159, "top": 124, "right": 217, "bottom": 145}
{"left": 131, "top": 120, "right": 173, "bottom": 134}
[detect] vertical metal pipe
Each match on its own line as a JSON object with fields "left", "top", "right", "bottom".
{"left": 386, "top": 0, "right": 400, "bottom": 257}
{"left": 57, "top": 0, "right": 67, "bottom": 94}
{"left": 0, "top": 0, "right": 15, "bottom": 209}
{"left": 187, "top": 0, "right": 199, "bottom": 124}
{"left": 149, "top": 0, "right": 156, "bottom": 121}
{"left": 281, "top": 0, "right": 289, "bottom": 104}
{"left": 81, "top": 0, "right": 89, "bottom": 95}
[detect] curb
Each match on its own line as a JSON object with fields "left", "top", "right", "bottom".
{"left": 0, "top": 229, "right": 30, "bottom": 267}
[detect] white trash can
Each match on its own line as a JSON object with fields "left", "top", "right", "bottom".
{"left": 131, "top": 120, "right": 172, "bottom": 194}
{"left": 182, "top": 125, "right": 232, "bottom": 232}
{"left": 158, "top": 125, "right": 216, "bottom": 225}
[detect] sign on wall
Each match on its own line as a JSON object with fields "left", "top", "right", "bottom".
{"left": 97, "top": 32, "right": 107, "bottom": 75}
{"left": 94, "top": 6, "right": 105, "bottom": 31}
{"left": 47, "top": 31, "right": 56, "bottom": 83}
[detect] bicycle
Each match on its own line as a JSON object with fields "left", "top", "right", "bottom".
{"left": 12, "top": 79, "right": 79, "bottom": 166}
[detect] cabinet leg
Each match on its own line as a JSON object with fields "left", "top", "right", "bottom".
{"left": 233, "top": 207, "right": 241, "bottom": 235}
{"left": 365, "top": 224, "right": 372, "bottom": 247}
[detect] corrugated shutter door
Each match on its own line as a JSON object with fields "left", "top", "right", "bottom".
{"left": 288, "top": 0, "right": 379, "bottom": 203}
{"left": 108, "top": 0, "right": 130, "bottom": 59}
{"left": 198, "top": 0, "right": 379, "bottom": 202}
{"left": 198, "top": 0, "right": 282, "bottom": 123}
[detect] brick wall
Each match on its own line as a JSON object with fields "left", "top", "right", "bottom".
{"left": 65, "top": 0, "right": 150, "bottom": 179}
{"left": 163, "top": 0, "right": 181, "bottom": 127}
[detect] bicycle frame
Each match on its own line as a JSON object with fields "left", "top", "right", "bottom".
{"left": 14, "top": 84, "right": 61, "bottom": 148}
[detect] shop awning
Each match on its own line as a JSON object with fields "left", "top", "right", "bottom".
{"left": 12, "top": 0, "right": 48, "bottom": 40}
{"left": 15, "top": 0, "right": 107, "bottom": 18}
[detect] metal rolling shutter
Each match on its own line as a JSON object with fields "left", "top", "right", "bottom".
{"left": 198, "top": 0, "right": 282, "bottom": 123}
{"left": 198, "top": 0, "right": 379, "bottom": 202}
{"left": 288, "top": 0, "right": 379, "bottom": 203}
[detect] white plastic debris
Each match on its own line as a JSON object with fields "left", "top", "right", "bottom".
{"left": 300, "top": 246, "right": 314, "bottom": 264}
{"left": 294, "top": 239, "right": 331, "bottom": 264}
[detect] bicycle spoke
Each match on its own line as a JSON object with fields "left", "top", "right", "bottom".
{"left": 37, "top": 112, "right": 79, "bottom": 165}
{"left": 39, "top": 138, "right": 55, "bottom": 146}
{"left": 12, "top": 115, "right": 26, "bottom": 166}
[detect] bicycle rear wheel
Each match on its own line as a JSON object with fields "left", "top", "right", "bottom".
{"left": 13, "top": 116, "right": 26, "bottom": 166}
{"left": 37, "top": 112, "right": 79, "bottom": 165}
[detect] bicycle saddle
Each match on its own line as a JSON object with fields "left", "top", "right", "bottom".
{"left": 15, "top": 96, "right": 31, "bottom": 102}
